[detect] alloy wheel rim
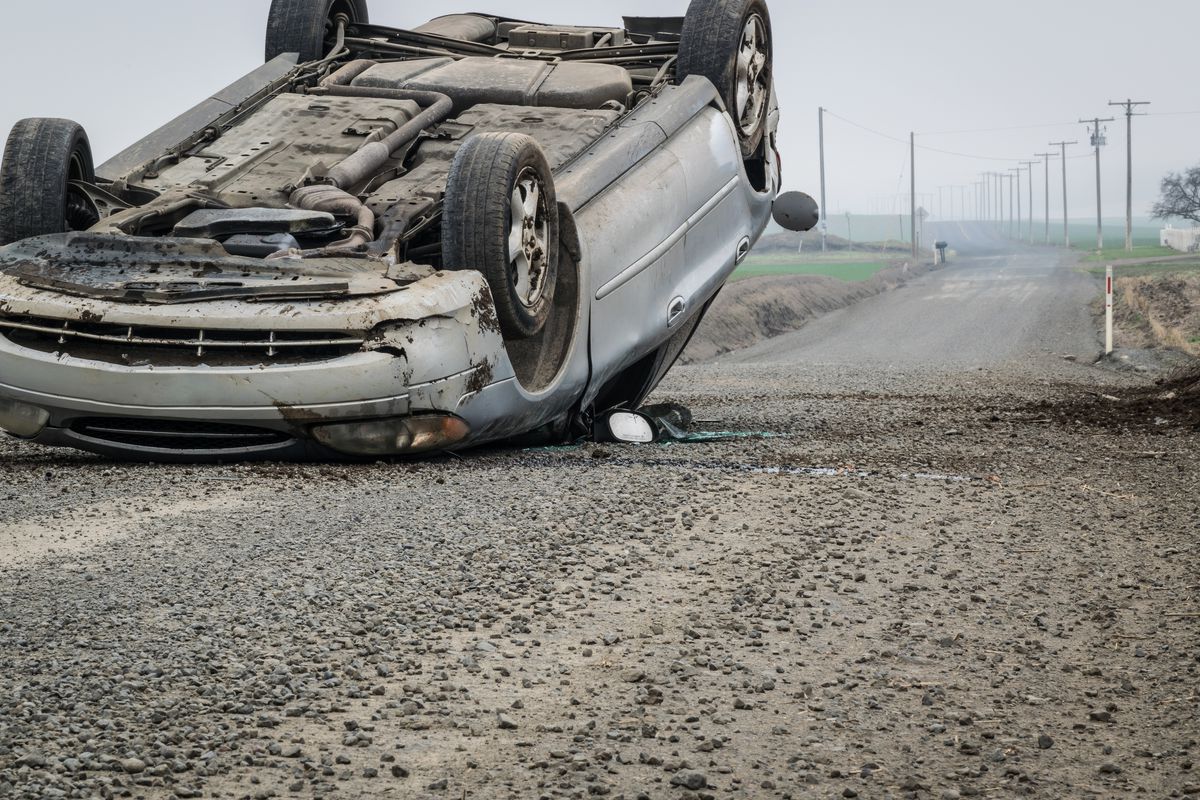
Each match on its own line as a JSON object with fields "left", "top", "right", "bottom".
{"left": 735, "top": 14, "right": 770, "bottom": 138}
{"left": 507, "top": 167, "right": 550, "bottom": 309}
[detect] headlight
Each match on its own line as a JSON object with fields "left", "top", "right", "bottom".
{"left": 0, "top": 397, "right": 50, "bottom": 438}
{"left": 311, "top": 415, "right": 471, "bottom": 456}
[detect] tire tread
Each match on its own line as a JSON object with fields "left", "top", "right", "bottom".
{"left": 443, "top": 133, "right": 558, "bottom": 340}
{"left": 0, "top": 118, "right": 93, "bottom": 246}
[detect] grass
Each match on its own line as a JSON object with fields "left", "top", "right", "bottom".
{"left": 733, "top": 257, "right": 890, "bottom": 283}
{"left": 1080, "top": 245, "right": 1179, "bottom": 263}
{"left": 1085, "top": 260, "right": 1200, "bottom": 277}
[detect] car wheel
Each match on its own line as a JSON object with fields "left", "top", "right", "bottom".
{"left": 677, "top": 0, "right": 772, "bottom": 158}
{"left": 442, "top": 133, "right": 559, "bottom": 341}
{"left": 0, "top": 118, "right": 98, "bottom": 246}
{"left": 265, "top": 0, "right": 369, "bottom": 63}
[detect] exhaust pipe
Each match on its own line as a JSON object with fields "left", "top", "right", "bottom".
{"left": 293, "top": 61, "right": 453, "bottom": 253}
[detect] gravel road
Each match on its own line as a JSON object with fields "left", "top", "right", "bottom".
{"left": 1, "top": 246, "right": 1197, "bottom": 800}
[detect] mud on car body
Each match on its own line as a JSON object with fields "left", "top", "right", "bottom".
{"left": 0, "top": 0, "right": 815, "bottom": 461}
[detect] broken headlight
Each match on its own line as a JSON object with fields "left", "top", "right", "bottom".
{"left": 311, "top": 415, "right": 470, "bottom": 456}
{"left": 0, "top": 397, "right": 50, "bottom": 438}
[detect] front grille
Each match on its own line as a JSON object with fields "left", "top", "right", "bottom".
{"left": 71, "top": 418, "right": 292, "bottom": 452}
{"left": 0, "top": 313, "right": 366, "bottom": 366}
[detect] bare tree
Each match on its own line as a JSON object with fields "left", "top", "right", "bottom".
{"left": 1152, "top": 165, "right": 1200, "bottom": 224}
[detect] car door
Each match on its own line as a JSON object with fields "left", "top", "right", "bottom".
{"left": 576, "top": 141, "right": 689, "bottom": 395}
{"left": 669, "top": 106, "right": 755, "bottom": 326}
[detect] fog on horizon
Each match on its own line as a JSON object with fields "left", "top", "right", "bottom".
{"left": 0, "top": 0, "right": 1194, "bottom": 223}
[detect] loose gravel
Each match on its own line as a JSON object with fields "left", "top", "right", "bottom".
{"left": 1, "top": 255, "right": 1198, "bottom": 800}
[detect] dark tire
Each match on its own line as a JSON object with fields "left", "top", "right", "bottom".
{"left": 677, "top": 0, "right": 772, "bottom": 158}
{"left": 0, "top": 118, "right": 97, "bottom": 246}
{"left": 265, "top": 0, "right": 369, "bottom": 63}
{"left": 442, "top": 133, "right": 559, "bottom": 340}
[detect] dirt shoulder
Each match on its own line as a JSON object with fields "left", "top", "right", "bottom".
{"left": 683, "top": 259, "right": 936, "bottom": 363}
{"left": 1109, "top": 269, "right": 1200, "bottom": 356}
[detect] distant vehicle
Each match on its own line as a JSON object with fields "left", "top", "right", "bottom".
{"left": 0, "top": 0, "right": 815, "bottom": 460}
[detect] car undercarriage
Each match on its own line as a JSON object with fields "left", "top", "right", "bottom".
{"left": 0, "top": 2, "right": 813, "bottom": 460}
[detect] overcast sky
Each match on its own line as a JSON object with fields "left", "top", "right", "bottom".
{"left": 1, "top": 0, "right": 1195, "bottom": 221}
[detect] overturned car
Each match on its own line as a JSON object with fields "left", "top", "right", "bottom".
{"left": 0, "top": 0, "right": 814, "bottom": 460}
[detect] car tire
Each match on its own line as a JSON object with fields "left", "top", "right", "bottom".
{"left": 265, "top": 0, "right": 369, "bottom": 63}
{"left": 677, "top": 0, "right": 772, "bottom": 158}
{"left": 0, "top": 118, "right": 97, "bottom": 246}
{"left": 442, "top": 133, "right": 559, "bottom": 341}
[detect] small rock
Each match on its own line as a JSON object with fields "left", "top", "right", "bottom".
{"left": 670, "top": 770, "right": 708, "bottom": 790}
{"left": 497, "top": 713, "right": 518, "bottom": 730}
{"left": 120, "top": 758, "right": 147, "bottom": 774}
{"left": 1038, "top": 735, "right": 1054, "bottom": 750}
{"left": 1099, "top": 763, "right": 1122, "bottom": 775}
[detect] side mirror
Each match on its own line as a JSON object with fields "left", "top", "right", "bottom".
{"left": 773, "top": 191, "right": 820, "bottom": 232}
{"left": 596, "top": 411, "right": 658, "bottom": 443}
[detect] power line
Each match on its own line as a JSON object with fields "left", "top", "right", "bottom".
{"left": 822, "top": 109, "right": 908, "bottom": 145}
{"left": 825, "top": 109, "right": 1091, "bottom": 164}
{"left": 920, "top": 120, "right": 1081, "bottom": 136}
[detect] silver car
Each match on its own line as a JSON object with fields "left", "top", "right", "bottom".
{"left": 0, "top": 0, "right": 814, "bottom": 460}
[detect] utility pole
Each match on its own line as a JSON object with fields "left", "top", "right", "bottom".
{"left": 996, "top": 172, "right": 1004, "bottom": 233}
{"left": 910, "top": 132, "right": 917, "bottom": 258}
{"left": 1003, "top": 172, "right": 1012, "bottom": 237}
{"left": 818, "top": 106, "right": 828, "bottom": 252}
{"left": 1049, "top": 140, "right": 1077, "bottom": 248}
{"left": 1080, "top": 116, "right": 1114, "bottom": 252}
{"left": 1035, "top": 152, "right": 1057, "bottom": 245}
{"left": 1020, "top": 161, "right": 1036, "bottom": 244}
{"left": 982, "top": 173, "right": 991, "bottom": 224}
{"left": 1108, "top": 99, "right": 1151, "bottom": 252}
{"left": 989, "top": 173, "right": 997, "bottom": 229}
{"left": 1010, "top": 167, "right": 1022, "bottom": 241}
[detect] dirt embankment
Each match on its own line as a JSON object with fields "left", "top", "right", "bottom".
{"left": 1112, "top": 272, "right": 1200, "bottom": 355}
{"left": 682, "top": 259, "right": 936, "bottom": 363}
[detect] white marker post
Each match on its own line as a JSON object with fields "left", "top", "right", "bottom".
{"left": 1105, "top": 265, "right": 1114, "bottom": 355}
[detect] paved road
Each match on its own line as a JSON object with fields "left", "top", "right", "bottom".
{"left": 725, "top": 249, "right": 1099, "bottom": 367}
{"left": 1, "top": 244, "right": 1197, "bottom": 800}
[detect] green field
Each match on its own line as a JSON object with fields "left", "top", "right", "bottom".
{"left": 1080, "top": 245, "right": 1178, "bottom": 263}
{"left": 733, "top": 256, "right": 890, "bottom": 283}
{"left": 1085, "top": 260, "right": 1200, "bottom": 278}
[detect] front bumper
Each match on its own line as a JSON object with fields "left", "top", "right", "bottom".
{"left": 0, "top": 343, "right": 485, "bottom": 460}
{"left": 0, "top": 270, "right": 511, "bottom": 460}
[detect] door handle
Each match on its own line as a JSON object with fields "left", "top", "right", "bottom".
{"left": 736, "top": 236, "right": 752, "bottom": 265}
{"left": 668, "top": 296, "right": 687, "bottom": 326}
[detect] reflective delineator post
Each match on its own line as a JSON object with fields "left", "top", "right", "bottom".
{"left": 1105, "top": 265, "right": 1114, "bottom": 355}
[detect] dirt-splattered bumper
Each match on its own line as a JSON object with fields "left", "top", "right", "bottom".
{"left": 0, "top": 269, "right": 512, "bottom": 460}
